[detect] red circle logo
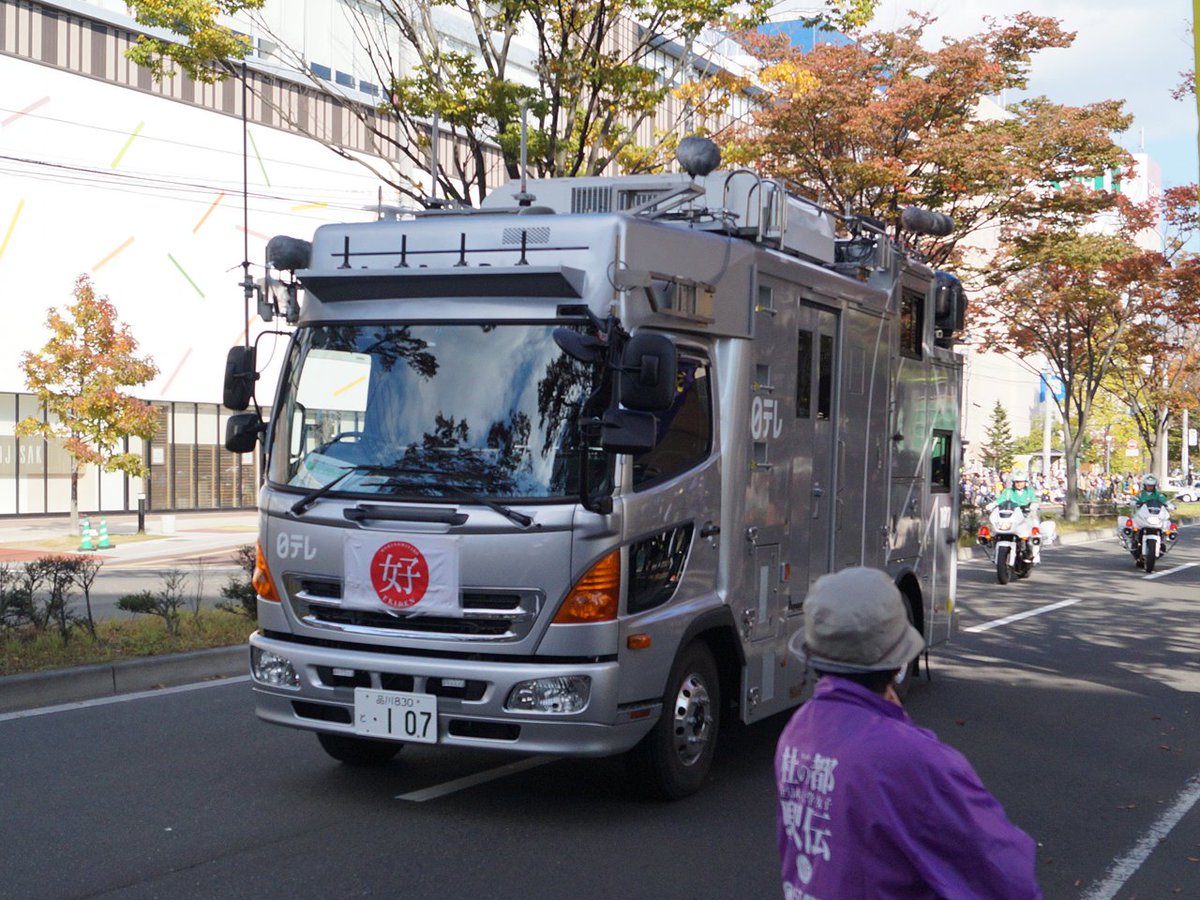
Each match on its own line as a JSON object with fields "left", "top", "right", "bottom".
{"left": 369, "top": 541, "right": 429, "bottom": 608}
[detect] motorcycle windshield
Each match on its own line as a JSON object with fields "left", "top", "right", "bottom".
{"left": 267, "top": 322, "right": 606, "bottom": 501}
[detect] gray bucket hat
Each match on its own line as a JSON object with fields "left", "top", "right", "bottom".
{"left": 797, "top": 567, "right": 925, "bottom": 674}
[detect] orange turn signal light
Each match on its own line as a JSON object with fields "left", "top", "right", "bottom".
{"left": 554, "top": 550, "right": 620, "bottom": 623}
{"left": 251, "top": 541, "right": 281, "bottom": 602}
{"left": 627, "top": 633, "right": 652, "bottom": 650}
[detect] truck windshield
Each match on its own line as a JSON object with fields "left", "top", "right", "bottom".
{"left": 268, "top": 322, "right": 607, "bottom": 501}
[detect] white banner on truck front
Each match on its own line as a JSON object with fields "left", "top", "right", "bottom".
{"left": 342, "top": 531, "right": 462, "bottom": 617}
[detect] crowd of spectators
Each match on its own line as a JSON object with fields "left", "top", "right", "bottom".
{"left": 959, "top": 468, "right": 1138, "bottom": 508}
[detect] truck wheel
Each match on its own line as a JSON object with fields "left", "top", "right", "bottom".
{"left": 627, "top": 641, "right": 720, "bottom": 800}
{"left": 892, "top": 598, "right": 921, "bottom": 701}
{"left": 317, "top": 732, "right": 402, "bottom": 766}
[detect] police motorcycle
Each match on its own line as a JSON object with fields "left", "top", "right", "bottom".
{"left": 977, "top": 500, "right": 1054, "bottom": 585}
{"left": 1118, "top": 500, "right": 1178, "bottom": 573}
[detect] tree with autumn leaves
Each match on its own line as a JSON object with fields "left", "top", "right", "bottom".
{"left": 975, "top": 190, "right": 1200, "bottom": 519}
{"left": 729, "top": 12, "right": 1198, "bottom": 520}
{"left": 727, "top": 13, "right": 1130, "bottom": 265}
{"left": 1098, "top": 185, "right": 1200, "bottom": 480}
{"left": 16, "top": 276, "right": 159, "bottom": 532}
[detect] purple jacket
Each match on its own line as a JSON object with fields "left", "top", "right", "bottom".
{"left": 775, "top": 677, "right": 1041, "bottom": 899}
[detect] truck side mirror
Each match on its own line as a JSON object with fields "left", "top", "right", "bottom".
{"left": 599, "top": 409, "right": 658, "bottom": 455}
{"left": 933, "top": 272, "right": 966, "bottom": 348}
{"left": 225, "top": 412, "right": 264, "bottom": 454}
{"left": 223, "top": 346, "right": 258, "bottom": 411}
{"left": 619, "top": 333, "right": 677, "bottom": 412}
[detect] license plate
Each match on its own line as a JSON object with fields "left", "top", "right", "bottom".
{"left": 354, "top": 688, "right": 438, "bottom": 743}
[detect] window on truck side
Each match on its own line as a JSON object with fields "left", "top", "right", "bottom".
{"left": 632, "top": 354, "right": 712, "bottom": 490}
{"left": 900, "top": 289, "right": 924, "bottom": 360}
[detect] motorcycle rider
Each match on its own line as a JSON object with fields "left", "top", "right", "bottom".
{"left": 1132, "top": 474, "right": 1172, "bottom": 510}
{"left": 987, "top": 470, "right": 1040, "bottom": 564}
{"left": 991, "top": 470, "right": 1038, "bottom": 511}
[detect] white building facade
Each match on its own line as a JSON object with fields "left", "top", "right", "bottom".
{"left": 0, "top": 0, "right": 754, "bottom": 515}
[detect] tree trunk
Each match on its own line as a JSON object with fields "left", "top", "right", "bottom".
{"left": 1063, "top": 435, "right": 1082, "bottom": 522}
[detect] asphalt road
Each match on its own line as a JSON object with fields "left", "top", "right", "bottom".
{"left": 1, "top": 529, "right": 1197, "bottom": 900}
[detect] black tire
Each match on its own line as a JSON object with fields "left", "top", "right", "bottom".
{"left": 892, "top": 597, "right": 921, "bottom": 701}
{"left": 1144, "top": 542, "right": 1157, "bottom": 573}
{"left": 317, "top": 732, "right": 402, "bottom": 766}
{"left": 1016, "top": 554, "right": 1032, "bottom": 579}
{"left": 627, "top": 641, "right": 720, "bottom": 800}
{"left": 996, "top": 553, "right": 1011, "bottom": 585}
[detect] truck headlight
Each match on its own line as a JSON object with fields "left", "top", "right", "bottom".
{"left": 251, "top": 647, "right": 300, "bottom": 689}
{"left": 506, "top": 676, "right": 591, "bottom": 714}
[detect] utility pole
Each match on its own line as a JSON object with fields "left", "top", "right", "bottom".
{"left": 1184, "top": 408, "right": 1191, "bottom": 480}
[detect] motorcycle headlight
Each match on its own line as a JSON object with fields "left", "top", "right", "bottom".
{"left": 996, "top": 521, "right": 1012, "bottom": 531}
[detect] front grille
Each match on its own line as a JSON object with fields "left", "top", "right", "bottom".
{"left": 310, "top": 666, "right": 487, "bottom": 701}
{"left": 283, "top": 575, "right": 542, "bottom": 642}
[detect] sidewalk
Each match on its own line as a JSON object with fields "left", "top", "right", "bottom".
{"left": 0, "top": 510, "right": 259, "bottom": 567}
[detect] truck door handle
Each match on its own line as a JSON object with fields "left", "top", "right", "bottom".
{"left": 700, "top": 522, "right": 721, "bottom": 538}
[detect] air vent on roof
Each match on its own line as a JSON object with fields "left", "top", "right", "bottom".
{"left": 571, "top": 186, "right": 613, "bottom": 213}
{"left": 502, "top": 227, "right": 550, "bottom": 245}
{"left": 618, "top": 190, "right": 666, "bottom": 210}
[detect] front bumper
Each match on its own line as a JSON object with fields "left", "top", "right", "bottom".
{"left": 249, "top": 632, "right": 659, "bottom": 757}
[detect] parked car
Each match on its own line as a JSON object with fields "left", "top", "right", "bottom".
{"left": 1163, "top": 480, "right": 1200, "bottom": 503}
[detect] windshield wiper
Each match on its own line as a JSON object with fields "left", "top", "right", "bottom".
{"left": 290, "top": 464, "right": 387, "bottom": 516}
{"left": 439, "top": 481, "right": 534, "bottom": 528}
{"left": 291, "top": 462, "right": 534, "bottom": 527}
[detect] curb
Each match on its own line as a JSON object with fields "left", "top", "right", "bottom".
{"left": 0, "top": 645, "right": 247, "bottom": 714}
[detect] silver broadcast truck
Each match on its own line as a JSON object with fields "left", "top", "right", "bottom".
{"left": 223, "top": 138, "right": 966, "bottom": 798}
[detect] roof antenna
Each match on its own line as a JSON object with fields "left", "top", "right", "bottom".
{"left": 515, "top": 101, "right": 534, "bottom": 207}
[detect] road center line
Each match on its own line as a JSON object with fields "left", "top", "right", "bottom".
{"left": 1143, "top": 561, "right": 1198, "bottom": 581}
{"left": 1080, "top": 771, "right": 1200, "bottom": 900}
{"left": 397, "top": 755, "right": 561, "bottom": 802}
{"left": 963, "top": 598, "right": 1082, "bottom": 633}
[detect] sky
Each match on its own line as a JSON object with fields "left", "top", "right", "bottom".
{"left": 863, "top": 0, "right": 1199, "bottom": 191}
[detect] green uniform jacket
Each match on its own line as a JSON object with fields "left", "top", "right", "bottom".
{"left": 995, "top": 486, "right": 1037, "bottom": 508}
{"left": 1134, "top": 490, "right": 1170, "bottom": 507}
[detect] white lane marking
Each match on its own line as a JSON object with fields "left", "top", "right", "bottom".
{"left": 397, "top": 755, "right": 561, "bottom": 802}
{"left": 0, "top": 675, "right": 251, "bottom": 723}
{"left": 1080, "top": 771, "right": 1200, "bottom": 900}
{"left": 1144, "top": 561, "right": 1198, "bottom": 581}
{"left": 963, "top": 598, "right": 1082, "bottom": 633}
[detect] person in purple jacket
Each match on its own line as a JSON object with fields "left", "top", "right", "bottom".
{"left": 775, "top": 567, "right": 1042, "bottom": 899}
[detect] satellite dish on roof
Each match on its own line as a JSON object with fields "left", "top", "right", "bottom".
{"left": 676, "top": 136, "right": 721, "bottom": 179}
